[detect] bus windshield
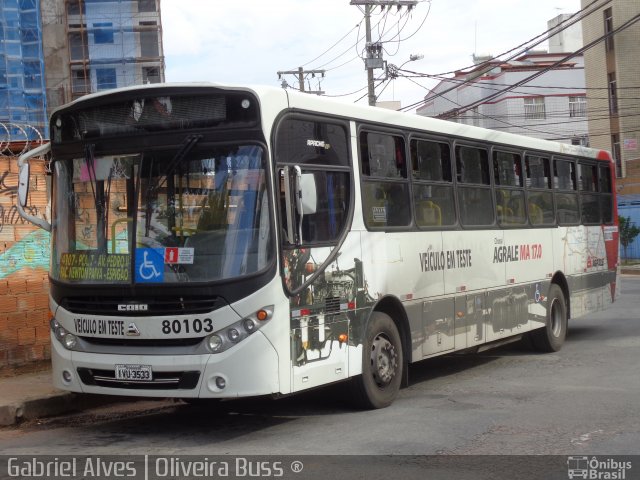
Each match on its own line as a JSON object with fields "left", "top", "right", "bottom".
{"left": 51, "top": 143, "right": 273, "bottom": 285}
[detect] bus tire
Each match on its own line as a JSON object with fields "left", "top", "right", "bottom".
{"left": 349, "top": 311, "right": 403, "bottom": 409}
{"left": 531, "top": 284, "right": 567, "bottom": 352}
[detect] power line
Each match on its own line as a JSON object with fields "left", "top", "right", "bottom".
{"left": 398, "top": 0, "right": 614, "bottom": 112}
{"left": 434, "top": 12, "right": 640, "bottom": 119}
{"left": 299, "top": 22, "right": 362, "bottom": 69}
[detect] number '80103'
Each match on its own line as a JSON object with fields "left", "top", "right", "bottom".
{"left": 161, "top": 318, "right": 214, "bottom": 335}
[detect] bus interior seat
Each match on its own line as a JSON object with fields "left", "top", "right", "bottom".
{"left": 528, "top": 202, "right": 544, "bottom": 225}
{"left": 417, "top": 200, "right": 442, "bottom": 226}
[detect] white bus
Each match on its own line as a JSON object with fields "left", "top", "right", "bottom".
{"left": 17, "top": 83, "right": 619, "bottom": 408}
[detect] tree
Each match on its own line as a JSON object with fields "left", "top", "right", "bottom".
{"left": 619, "top": 215, "right": 640, "bottom": 261}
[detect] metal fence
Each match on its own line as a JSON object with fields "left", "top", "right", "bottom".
{"left": 621, "top": 220, "right": 640, "bottom": 261}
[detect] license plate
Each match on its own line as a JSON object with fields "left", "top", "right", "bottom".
{"left": 115, "top": 364, "right": 153, "bottom": 381}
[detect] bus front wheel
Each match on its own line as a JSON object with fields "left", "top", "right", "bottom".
{"left": 350, "top": 311, "right": 403, "bottom": 409}
{"left": 531, "top": 284, "right": 567, "bottom": 352}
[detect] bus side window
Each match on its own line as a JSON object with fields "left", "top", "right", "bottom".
{"left": 361, "top": 131, "right": 411, "bottom": 229}
{"left": 411, "top": 138, "right": 455, "bottom": 228}
{"left": 554, "top": 159, "right": 579, "bottom": 225}
{"left": 455, "top": 145, "right": 492, "bottom": 227}
{"left": 578, "top": 162, "right": 601, "bottom": 224}
{"left": 525, "top": 154, "right": 554, "bottom": 226}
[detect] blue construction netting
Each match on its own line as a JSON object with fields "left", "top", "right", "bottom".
{"left": 0, "top": 0, "right": 47, "bottom": 140}
{"left": 619, "top": 195, "right": 640, "bottom": 261}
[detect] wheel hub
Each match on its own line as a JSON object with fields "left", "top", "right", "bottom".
{"left": 370, "top": 334, "right": 397, "bottom": 387}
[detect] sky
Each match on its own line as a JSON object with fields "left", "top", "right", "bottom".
{"left": 161, "top": 0, "right": 582, "bottom": 112}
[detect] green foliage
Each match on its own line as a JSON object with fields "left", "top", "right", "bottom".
{"left": 619, "top": 215, "right": 640, "bottom": 259}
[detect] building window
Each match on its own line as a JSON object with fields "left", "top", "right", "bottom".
{"left": 68, "top": 31, "right": 88, "bottom": 60}
{"left": 93, "top": 23, "right": 114, "bottom": 44}
{"left": 96, "top": 68, "right": 117, "bottom": 91}
{"left": 569, "top": 96, "right": 586, "bottom": 117}
{"left": 604, "top": 8, "right": 614, "bottom": 51}
{"left": 612, "top": 134, "right": 622, "bottom": 177}
{"left": 142, "top": 67, "right": 161, "bottom": 84}
{"left": 138, "top": 0, "right": 156, "bottom": 12}
{"left": 608, "top": 72, "right": 618, "bottom": 115}
{"left": 140, "top": 22, "right": 160, "bottom": 58}
{"left": 524, "top": 97, "right": 545, "bottom": 120}
{"left": 67, "top": 0, "right": 85, "bottom": 16}
{"left": 71, "top": 68, "right": 89, "bottom": 94}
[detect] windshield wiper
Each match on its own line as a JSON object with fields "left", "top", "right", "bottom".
{"left": 83, "top": 143, "right": 110, "bottom": 253}
{"left": 143, "top": 134, "right": 202, "bottom": 236}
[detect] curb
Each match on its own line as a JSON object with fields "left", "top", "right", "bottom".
{"left": 621, "top": 268, "right": 640, "bottom": 275}
{"left": 0, "top": 393, "right": 131, "bottom": 426}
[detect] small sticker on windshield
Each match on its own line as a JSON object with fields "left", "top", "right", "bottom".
{"left": 165, "top": 247, "right": 194, "bottom": 264}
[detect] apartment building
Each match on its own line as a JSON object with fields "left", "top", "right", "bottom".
{"left": 41, "top": 0, "right": 165, "bottom": 118}
{"left": 416, "top": 51, "right": 589, "bottom": 146}
{"left": 0, "top": 0, "right": 47, "bottom": 140}
{"left": 581, "top": 0, "right": 640, "bottom": 191}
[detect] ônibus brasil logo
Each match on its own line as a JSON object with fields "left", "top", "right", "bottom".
{"left": 567, "top": 456, "right": 632, "bottom": 479}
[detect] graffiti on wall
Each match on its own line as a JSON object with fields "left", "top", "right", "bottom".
{"left": 0, "top": 229, "right": 50, "bottom": 279}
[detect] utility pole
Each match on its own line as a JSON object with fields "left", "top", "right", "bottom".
{"left": 364, "top": 4, "right": 375, "bottom": 106}
{"left": 350, "top": 0, "right": 418, "bottom": 106}
{"left": 277, "top": 67, "right": 326, "bottom": 95}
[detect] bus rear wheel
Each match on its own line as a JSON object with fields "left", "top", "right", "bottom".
{"left": 350, "top": 312, "right": 403, "bottom": 409}
{"left": 531, "top": 284, "right": 567, "bottom": 352}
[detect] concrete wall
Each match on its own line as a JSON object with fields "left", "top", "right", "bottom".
{"left": 0, "top": 152, "right": 51, "bottom": 373}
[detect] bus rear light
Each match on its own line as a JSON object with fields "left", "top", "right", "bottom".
{"left": 338, "top": 334, "right": 348, "bottom": 343}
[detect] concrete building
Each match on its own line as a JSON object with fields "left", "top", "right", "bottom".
{"left": 41, "top": 0, "right": 165, "bottom": 118}
{"left": 0, "top": 0, "right": 48, "bottom": 140}
{"left": 580, "top": 0, "right": 640, "bottom": 190}
{"left": 417, "top": 15, "right": 588, "bottom": 146}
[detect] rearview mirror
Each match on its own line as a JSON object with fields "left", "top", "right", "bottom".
{"left": 296, "top": 171, "right": 317, "bottom": 215}
{"left": 18, "top": 162, "right": 30, "bottom": 207}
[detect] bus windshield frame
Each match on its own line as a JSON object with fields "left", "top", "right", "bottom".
{"left": 48, "top": 88, "right": 275, "bottom": 286}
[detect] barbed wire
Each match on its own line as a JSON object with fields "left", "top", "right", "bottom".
{"left": 0, "top": 122, "right": 45, "bottom": 156}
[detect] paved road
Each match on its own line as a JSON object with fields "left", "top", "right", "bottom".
{"left": 1, "top": 276, "right": 639, "bottom": 457}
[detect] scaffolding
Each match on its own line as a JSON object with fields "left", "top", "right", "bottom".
{"left": 61, "top": 0, "right": 165, "bottom": 104}
{"left": 0, "top": 0, "right": 48, "bottom": 141}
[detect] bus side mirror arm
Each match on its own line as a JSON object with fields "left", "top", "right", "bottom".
{"left": 16, "top": 142, "right": 52, "bottom": 232}
{"left": 282, "top": 166, "right": 317, "bottom": 246}
{"left": 282, "top": 166, "right": 296, "bottom": 244}
{"left": 293, "top": 167, "right": 318, "bottom": 245}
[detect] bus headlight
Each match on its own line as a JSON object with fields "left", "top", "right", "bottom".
{"left": 243, "top": 319, "right": 256, "bottom": 333}
{"left": 50, "top": 318, "right": 79, "bottom": 351}
{"left": 205, "top": 305, "right": 273, "bottom": 354}
{"left": 227, "top": 328, "right": 240, "bottom": 342}
{"left": 207, "top": 334, "right": 223, "bottom": 352}
{"left": 63, "top": 333, "right": 78, "bottom": 349}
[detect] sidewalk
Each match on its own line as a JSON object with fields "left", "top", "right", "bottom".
{"left": 0, "top": 370, "right": 126, "bottom": 426}
{"left": 620, "top": 264, "right": 640, "bottom": 275}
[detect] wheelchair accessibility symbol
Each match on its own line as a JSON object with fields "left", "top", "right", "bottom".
{"left": 135, "top": 248, "right": 164, "bottom": 283}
